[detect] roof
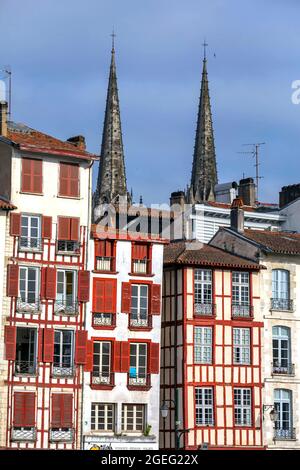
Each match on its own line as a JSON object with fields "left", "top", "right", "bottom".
{"left": 242, "top": 229, "right": 300, "bottom": 255}
{"left": 164, "top": 240, "right": 260, "bottom": 269}
{"left": 0, "top": 196, "right": 16, "bottom": 210}
{"left": 90, "top": 224, "right": 168, "bottom": 243}
{"left": 5, "top": 122, "right": 98, "bottom": 161}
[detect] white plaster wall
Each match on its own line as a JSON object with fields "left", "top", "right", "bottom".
{"left": 280, "top": 198, "right": 300, "bottom": 233}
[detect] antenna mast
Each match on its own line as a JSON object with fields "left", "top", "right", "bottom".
{"left": 0, "top": 67, "right": 12, "bottom": 119}
{"left": 239, "top": 142, "right": 265, "bottom": 201}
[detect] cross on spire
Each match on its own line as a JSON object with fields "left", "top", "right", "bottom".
{"left": 202, "top": 39, "right": 208, "bottom": 60}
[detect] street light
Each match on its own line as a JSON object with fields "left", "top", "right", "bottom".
{"left": 160, "top": 401, "right": 190, "bottom": 450}
{"left": 263, "top": 405, "right": 279, "bottom": 422}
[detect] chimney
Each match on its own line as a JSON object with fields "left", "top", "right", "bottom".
{"left": 170, "top": 191, "right": 185, "bottom": 209}
{"left": 0, "top": 101, "right": 8, "bottom": 137}
{"left": 67, "top": 135, "right": 86, "bottom": 150}
{"left": 279, "top": 183, "right": 300, "bottom": 208}
{"left": 230, "top": 197, "right": 244, "bottom": 232}
{"left": 238, "top": 177, "right": 256, "bottom": 206}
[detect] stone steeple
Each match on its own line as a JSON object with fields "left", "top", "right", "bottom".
{"left": 187, "top": 55, "right": 218, "bottom": 203}
{"left": 93, "top": 41, "right": 130, "bottom": 214}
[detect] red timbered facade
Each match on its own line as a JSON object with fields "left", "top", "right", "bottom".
{"left": 160, "top": 241, "right": 264, "bottom": 449}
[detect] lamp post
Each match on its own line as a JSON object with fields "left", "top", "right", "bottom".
{"left": 263, "top": 404, "right": 278, "bottom": 422}
{"left": 160, "top": 399, "right": 190, "bottom": 450}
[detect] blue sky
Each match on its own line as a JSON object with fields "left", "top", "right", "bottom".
{"left": 1, "top": 0, "right": 300, "bottom": 205}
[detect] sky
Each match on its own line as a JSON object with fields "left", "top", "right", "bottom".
{"left": 0, "top": 0, "right": 300, "bottom": 205}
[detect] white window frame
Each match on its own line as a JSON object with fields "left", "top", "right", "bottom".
{"left": 131, "top": 284, "right": 149, "bottom": 321}
{"left": 53, "top": 329, "right": 74, "bottom": 369}
{"left": 233, "top": 328, "right": 251, "bottom": 365}
{"left": 272, "top": 269, "right": 290, "bottom": 300}
{"left": 195, "top": 387, "right": 214, "bottom": 426}
{"left": 274, "top": 389, "right": 293, "bottom": 438}
{"left": 232, "top": 272, "right": 250, "bottom": 306}
{"left": 91, "top": 403, "right": 115, "bottom": 432}
{"left": 93, "top": 341, "right": 111, "bottom": 378}
{"left": 19, "top": 266, "right": 39, "bottom": 304}
{"left": 234, "top": 388, "right": 252, "bottom": 426}
{"left": 273, "top": 326, "right": 291, "bottom": 371}
{"left": 56, "top": 270, "right": 76, "bottom": 304}
{"left": 194, "top": 326, "right": 212, "bottom": 364}
{"left": 129, "top": 343, "right": 147, "bottom": 378}
{"left": 122, "top": 404, "right": 145, "bottom": 433}
{"left": 20, "top": 214, "right": 41, "bottom": 250}
{"left": 194, "top": 269, "right": 212, "bottom": 305}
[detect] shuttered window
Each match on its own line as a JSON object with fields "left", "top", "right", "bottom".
{"left": 92, "top": 278, "right": 116, "bottom": 313}
{"left": 13, "top": 392, "right": 36, "bottom": 427}
{"left": 57, "top": 217, "right": 80, "bottom": 243}
{"left": 51, "top": 393, "right": 73, "bottom": 428}
{"left": 59, "top": 163, "right": 79, "bottom": 198}
{"left": 21, "top": 158, "right": 43, "bottom": 194}
{"left": 132, "top": 243, "right": 151, "bottom": 274}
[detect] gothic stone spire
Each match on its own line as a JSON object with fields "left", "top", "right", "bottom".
{"left": 94, "top": 43, "right": 130, "bottom": 209}
{"left": 188, "top": 57, "right": 218, "bottom": 203}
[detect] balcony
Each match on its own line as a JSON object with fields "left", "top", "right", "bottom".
{"left": 274, "top": 427, "right": 296, "bottom": 440}
{"left": 91, "top": 372, "right": 114, "bottom": 387}
{"left": 54, "top": 298, "right": 79, "bottom": 316}
{"left": 129, "top": 313, "right": 152, "bottom": 329}
{"left": 128, "top": 373, "right": 151, "bottom": 390}
{"left": 16, "top": 297, "right": 41, "bottom": 314}
{"left": 194, "top": 303, "right": 216, "bottom": 317}
{"left": 14, "top": 360, "right": 37, "bottom": 376}
{"left": 92, "top": 313, "right": 115, "bottom": 328}
{"left": 132, "top": 259, "right": 150, "bottom": 275}
{"left": 52, "top": 365, "right": 74, "bottom": 378}
{"left": 96, "top": 256, "right": 114, "bottom": 272}
{"left": 11, "top": 427, "right": 36, "bottom": 442}
{"left": 232, "top": 304, "right": 253, "bottom": 319}
{"left": 271, "top": 298, "right": 294, "bottom": 312}
{"left": 19, "top": 237, "right": 42, "bottom": 252}
{"left": 272, "top": 362, "right": 295, "bottom": 376}
{"left": 50, "top": 428, "right": 74, "bottom": 442}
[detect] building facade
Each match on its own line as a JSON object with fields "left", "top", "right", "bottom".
{"left": 82, "top": 227, "right": 164, "bottom": 450}
{"left": 160, "top": 240, "right": 264, "bottom": 449}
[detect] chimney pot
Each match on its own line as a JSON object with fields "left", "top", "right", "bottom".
{"left": 67, "top": 135, "right": 86, "bottom": 150}
{"left": 230, "top": 197, "right": 244, "bottom": 232}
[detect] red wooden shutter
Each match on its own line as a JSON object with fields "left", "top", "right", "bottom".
{"left": 4, "top": 325, "right": 16, "bottom": 360}
{"left": 78, "top": 271, "right": 90, "bottom": 302}
{"left": 6, "top": 264, "right": 19, "bottom": 297}
{"left": 32, "top": 159, "right": 43, "bottom": 194}
{"left": 93, "top": 278, "right": 116, "bottom": 313}
{"left": 51, "top": 393, "right": 61, "bottom": 428}
{"left": 10, "top": 213, "right": 21, "bottom": 237}
{"left": 43, "top": 328, "right": 54, "bottom": 362}
{"left": 75, "top": 330, "right": 87, "bottom": 364}
{"left": 93, "top": 278, "right": 105, "bottom": 312}
{"left": 105, "top": 279, "right": 116, "bottom": 313}
{"left": 120, "top": 341, "right": 130, "bottom": 373}
{"left": 40, "top": 267, "right": 46, "bottom": 299}
{"left": 84, "top": 340, "right": 93, "bottom": 372}
{"left": 149, "top": 342, "right": 160, "bottom": 374}
{"left": 21, "top": 158, "right": 32, "bottom": 193}
{"left": 151, "top": 284, "right": 161, "bottom": 315}
{"left": 70, "top": 217, "right": 80, "bottom": 241}
{"left": 57, "top": 217, "right": 71, "bottom": 241}
{"left": 59, "top": 163, "right": 79, "bottom": 198}
{"left": 45, "top": 267, "right": 56, "bottom": 300}
{"left": 69, "top": 164, "right": 79, "bottom": 197}
{"left": 62, "top": 394, "right": 73, "bottom": 427}
{"left": 59, "top": 163, "right": 69, "bottom": 197}
{"left": 42, "top": 216, "right": 52, "bottom": 239}
{"left": 133, "top": 243, "right": 148, "bottom": 260}
{"left": 113, "top": 341, "right": 122, "bottom": 372}
{"left": 38, "top": 328, "right": 43, "bottom": 362}
{"left": 121, "top": 282, "right": 131, "bottom": 314}
{"left": 13, "top": 392, "right": 35, "bottom": 427}
{"left": 51, "top": 394, "right": 73, "bottom": 428}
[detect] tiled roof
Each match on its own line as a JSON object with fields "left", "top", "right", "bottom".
{"left": 164, "top": 240, "right": 260, "bottom": 269}
{"left": 0, "top": 196, "right": 16, "bottom": 210}
{"left": 243, "top": 229, "right": 300, "bottom": 255}
{"left": 90, "top": 224, "right": 167, "bottom": 243}
{"left": 6, "top": 122, "right": 98, "bottom": 161}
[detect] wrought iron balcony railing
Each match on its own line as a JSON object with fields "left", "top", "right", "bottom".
{"left": 271, "top": 298, "right": 294, "bottom": 312}
{"left": 54, "top": 299, "right": 79, "bottom": 316}
{"left": 96, "top": 256, "right": 114, "bottom": 271}
{"left": 129, "top": 313, "right": 152, "bottom": 328}
{"left": 91, "top": 371, "right": 114, "bottom": 386}
{"left": 132, "top": 259, "right": 150, "bottom": 274}
{"left": 11, "top": 427, "right": 37, "bottom": 441}
{"left": 274, "top": 427, "right": 296, "bottom": 440}
{"left": 14, "top": 360, "right": 37, "bottom": 376}
{"left": 194, "top": 302, "right": 216, "bottom": 316}
{"left": 52, "top": 365, "right": 74, "bottom": 378}
{"left": 128, "top": 373, "right": 151, "bottom": 388}
{"left": 50, "top": 428, "right": 74, "bottom": 442}
{"left": 272, "top": 362, "right": 295, "bottom": 376}
{"left": 92, "top": 313, "right": 115, "bottom": 327}
{"left": 19, "top": 237, "right": 43, "bottom": 251}
{"left": 17, "top": 297, "right": 41, "bottom": 314}
{"left": 232, "top": 304, "right": 253, "bottom": 318}
{"left": 57, "top": 240, "right": 80, "bottom": 253}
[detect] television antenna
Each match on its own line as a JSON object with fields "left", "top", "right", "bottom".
{"left": 238, "top": 142, "right": 265, "bottom": 200}
{"left": 0, "top": 66, "right": 12, "bottom": 119}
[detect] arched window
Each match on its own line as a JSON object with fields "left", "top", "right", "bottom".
{"left": 272, "top": 326, "right": 292, "bottom": 375}
{"left": 272, "top": 269, "right": 291, "bottom": 311}
{"left": 274, "top": 389, "right": 294, "bottom": 440}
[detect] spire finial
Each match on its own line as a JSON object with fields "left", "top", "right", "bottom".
{"left": 202, "top": 39, "right": 208, "bottom": 60}
{"left": 111, "top": 29, "right": 116, "bottom": 52}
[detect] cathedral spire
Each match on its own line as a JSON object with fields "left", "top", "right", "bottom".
{"left": 94, "top": 36, "right": 130, "bottom": 213}
{"left": 188, "top": 46, "right": 218, "bottom": 203}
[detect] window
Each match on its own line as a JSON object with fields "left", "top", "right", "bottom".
{"left": 272, "top": 270, "right": 292, "bottom": 311}
{"left": 132, "top": 243, "right": 150, "bottom": 274}
{"left": 129, "top": 343, "right": 147, "bottom": 385}
{"left": 21, "top": 158, "right": 42, "bottom": 194}
{"left": 59, "top": 162, "right": 79, "bottom": 198}
{"left": 57, "top": 217, "right": 80, "bottom": 253}
{"left": 91, "top": 403, "right": 115, "bottom": 432}
{"left": 18, "top": 267, "right": 40, "bottom": 313}
{"left": 195, "top": 387, "right": 214, "bottom": 425}
{"left": 122, "top": 404, "right": 145, "bottom": 433}
{"left": 131, "top": 284, "right": 149, "bottom": 327}
{"left": 55, "top": 270, "right": 77, "bottom": 315}
{"left": 233, "top": 328, "right": 251, "bottom": 365}
{"left": 12, "top": 392, "right": 36, "bottom": 441}
{"left": 50, "top": 394, "right": 73, "bottom": 442}
{"left": 234, "top": 388, "right": 252, "bottom": 426}
{"left": 95, "top": 240, "right": 115, "bottom": 271}
{"left": 194, "top": 269, "right": 213, "bottom": 315}
{"left": 194, "top": 326, "right": 212, "bottom": 364}
{"left": 272, "top": 326, "right": 292, "bottom": 374}
{"left": 92, "top": 341, "right": 112, "bottom": 385}
{"left": 15, "top": 327, "right": 37, "bottom": 375}
{"left": 274, "top": 389, "right": 294, "bottom": 440}
{"left": 92, "top": 278, "right": 117, "bottom": 327}
{"left": 20, "top": 215, "right": 41, "bottom": 250}
{"left": 53, "top": 330, "right": 74, "bottom": 377}
{"left": 232, "top": 272, "right": 250, "bottom": 317}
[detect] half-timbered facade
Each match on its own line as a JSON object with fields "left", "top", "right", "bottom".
{"left": 82, "top": 227, "right": 164, "bottom": 450}
{"left": 0, "top": 113, "right": 96, "bottom": 449}
{"left": 160, "top": 240, "right": 264, "bottom": 449}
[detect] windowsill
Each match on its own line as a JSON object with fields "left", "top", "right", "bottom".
{"left": 18, "top": 247, "right": 43, "bottom": 254}
{"left": 270, "top": 308, "right": 294, "bottom": 314}
{"left": 90, "top": 384, "right": 115, "bottom": 390}
{"left": 56, "top": 251, "right": 80, "bottom": 256}
{"left": 14, "top": 372, "right": 38, "bottom": 378}
{"left": 128, "top": 326, "right": 153, "bottom": 332}
{"left": 92, "top": 270, "right": 119, "bottom": 275}
{"left": 233, "top": 363, "right": 251, "bottom": 366}
{"left": 231, "top": 316, "right": 253, "bottom": 321}
{"left": 92, "top": 325, "right": 116, "bottom": 330}
{"left": 57, "top": 194, "right": 80, "bottom": 200}
{"left": 19, "top": 191, "right": 43, "bottom": 196}
{"left": 195, "top": 424, "right": 215, "bottom": 428}
{"left": 127, "top": 385, "right": 151, "bottom": 391}
{"left": 128, "top": 272, "right": 154, "bottom": 278}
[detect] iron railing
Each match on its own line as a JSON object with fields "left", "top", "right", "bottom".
{"left": 57, "top": 240, "right": 80, "bottom": 253}
{"left": 16, "top": 297, "right": 41, "bottom": 314}
{"left": 274, "top": 427, "right": 296, "bottom": 440}
{"left": 92, "top": 313, "right": 115, "bottom": 327}
{"left": 232, "top": 304, "right": 253, "bottom": 318}
{"left": 129, "top": 313, "right": 152, "bottom": 328}
{"left": 91, "top": 371, "right": 114, "bottom": 386}
{"left": 272, "top": 362, "right": 295, "bottom": 376}
{"left": 11, "top": 427, "right": 36, "bottom": 441}
{"left": 271, "top": 298, "right": 293, "bottom": 312}
{"left": 19, "top": 237, "right": 42, "bottom": 251}
{"left": 128, "top": 373, "right": 151, "bottom": 388}
{"left": 52, "top": 365, "right": 74, "bottom": 378}
{"left": 14, "top": 360, "right": 37, "bottom": 376}
{"left": 54, "top": 299, "right": 79, "bottom": 316}
{"left": 194, "top": 303, "right": 216, "bottom": 316}
{"left": 132, "top": 259, "right": 150, "bottom": 274}
{"left": 49, "top": 428, "right": 74, "bottom": 442}
{"left": 96, "top": 256, "right": 114, "bottom": 271}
